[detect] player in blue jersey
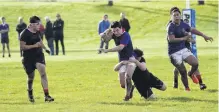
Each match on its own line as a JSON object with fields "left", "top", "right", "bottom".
{"left": 100, "top": 21, "right": 136, "bottom": 101}
{"left": 168, "top": 7, "right": 213, "bottom": 90}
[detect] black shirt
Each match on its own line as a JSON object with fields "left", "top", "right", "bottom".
{"left": 133, "top": 57, "right": 147, "bottom": 76}
{"left": 120, "top": 18, "right": 131, "bottom": 32}
{"left": 16, "top": 22, "right": 27, "bottom": 34}
{"left": 20, "top": 29, "right": 43, "bottom": 59}
{"left": 45, "top": 21, "right": 53, "bottom": 39}
{"left": 53, "top": 19, "right": 64, "bottom": 34}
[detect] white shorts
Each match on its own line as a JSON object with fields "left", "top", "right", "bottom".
{"left": 119, "top": 62, "right": 136, "bottom": 73}
{"left": 170, "top": 48, "right": 194, "bottom": 65}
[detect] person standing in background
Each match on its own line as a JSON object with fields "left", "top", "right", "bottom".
{"left": 53, "top": 13, "right": 65, "bottom": 55}
{"left": 16, "top": 16, "right": 27, "bottom": 57}
{"left": 45, "top": 16, "right": 54, "bottom": 55}
{"left": 0, "top": 17, "right": 11, "bottom": 58}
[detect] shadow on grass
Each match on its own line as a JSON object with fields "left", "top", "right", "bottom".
{"left": 99, "top": 101, "right": 153, "bottom": 106}
{"left": 206, "top": 89, "right": 218, "bottom": 93}
{"left": 161, "top": 97, "right": 218, "bottom": 104}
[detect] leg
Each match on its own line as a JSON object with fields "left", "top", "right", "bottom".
{"left": 6, "top": 43, "right": 11, "bottom": 57}
{"left": 148, "top": 72, "right": 167, "bottom": 91}
{"left": 27, "top": 72, "right": 35, "bottom": 103}
{"left": 2, "top": 43, "right": 5, "bottom": 57}
{"left": 170, "top": 54, "right": 190, "bottom": 90}
{"left": 36, "top": 63, "right": 49, "bottom": 95}
{"left": 36, "top": 62, "right": 54, "bottom": 102}
{"left": 124, "top": 63, "right": 136, "bottom": 101}
{"left": 60, "top": 36, "right": 65, "bottom": 55}
{"left": 194, "top": 69, "right": 207, "bottom": 90}
{"left": 48, "top": 38, "right": 54, "bottom": 55}
{"left": 173, "top": 67, "right": 179, "bottom": 88}
{"left": 98, "top": 39, "right": 104, "bottom": 54}
{"left": 119, "top": 72, "right": 126, "bottom": 88}
{"left": 50, "top": 38, "right": 55, "bottom": 55}
{"left": 105, "top": 41, "right": 109, "bottom": 49}
{"left": 22, "top": 59, "right": 36, "bottom": 103}
{"left": 184, "top": 55, "right": 199, "bottom": 84}
{"left": 55, "top": 39, "right": 59, "bottom": 55}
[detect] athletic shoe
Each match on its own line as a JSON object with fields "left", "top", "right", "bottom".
{"left": 45, "top": 95, "right": 54, "bottom": 102}
{"left": 200, "top": 84, "right": 207, "bottom": 90}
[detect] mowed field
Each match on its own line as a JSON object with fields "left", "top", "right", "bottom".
{"left": 0, "top": 1, "right": 218, "bottom": 112}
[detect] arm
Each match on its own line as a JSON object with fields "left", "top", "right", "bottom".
{"left": 104, "top": 44, "right": 125, "bottom": 53}
{"left": 0, "top": 30, "right": 9, "bottom": 33}
{"left": 129, "top": 58, "right": 147, "bottom": 71}
{"left": 167, "top": 24, "right": 190, "bottom": 43}
{"left": 20, "top": 41, "right": 38, "bottom": 51}
{"left": 16, "top": 25, "right": 20, "bottom": 32}
{"left": 98, "top": 22, "right": 101, "bottom": 34}
{"left": 168, "top": 35, "right": 190, "bottom": 43}
{"left": 190, "top": 27, "right": 213, "bottom": 42}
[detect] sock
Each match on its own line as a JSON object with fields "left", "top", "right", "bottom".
{"left": 196, "top": 75, "right": 203, "bottom": 85}
{"left": 27, "top": 89, "right": 33, "bottom": 96}
{"left": 44, "top": 88, "right": 49, "bottom": 96}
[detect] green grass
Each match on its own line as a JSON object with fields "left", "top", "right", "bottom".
{"left": 0, "top": 1, "right": 218, "bottom": 112}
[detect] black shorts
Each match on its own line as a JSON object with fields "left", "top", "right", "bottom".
{"left": 22, "top": 53, "right": 45, "bottom": 75}
{"left": 1, "top": 37, "right": 9, "bottom": 44}
{"left": 132, "top": 70, "right": 164, "bottom": 99}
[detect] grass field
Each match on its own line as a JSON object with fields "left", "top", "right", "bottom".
{"left": 0, "top": 0, "right": 218, "bottom": 112}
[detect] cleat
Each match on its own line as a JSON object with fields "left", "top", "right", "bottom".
{"left": 185, "top": 87, "right": 191, "bottom": 91}
{"left": 200, "top": 84, "right": 207, "bottom": 90}
{"left": 173, "top": 83, "right": 178, "bottom": 89}
{"left": 8, "top": 54, "right": 11, "bottom": 57}
{"left": 28, "top": 96, "right": 35, "bottom": 103}
{"left": 45, "top": 95, "right": 54, "bottom": 102}
{"left": 27, "top": 89, "right": 35, "bottom": 103}
{"left": 123, "top": 95, "right": 130, "bottom": 101}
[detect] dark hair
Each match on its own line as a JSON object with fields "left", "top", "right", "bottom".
{"left": 1, "top": 17, "right": 5, "bottom": 20}
{"left": 170, "top": 7, "right": 180, "bottom": 14}
{"left": 111, "top": 21, "right": 122, "bottom": 28}
{"left": 134, "top": 48, "right": 144, "bottom": 57}
{"left": 29, "top": 16, "right": 40, "bottom": 23}
{"left": 172, "top": 9, "right": 181, "bottom": 14}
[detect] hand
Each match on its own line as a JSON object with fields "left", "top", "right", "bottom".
{"left": 99, "top": 48, "right": 108, "bottom": 53}
{"left": 35, "top": 42, "right": 42, "bottom": 48}
{"left": 129, "top": 58, "right": 137, "bottom": 63}
{"left": 122, "top": 61, "right": 130, "bottom": 65}
{"left": 203, "top": 36, "right": 213, "bottom": 42}
{"left": 184, "top": 35, "right": 192, "bottom": 41}
{"left": 45, "top": 49, "right": 50, "bottom": 54}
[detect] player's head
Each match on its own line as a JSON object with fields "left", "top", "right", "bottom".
{"left": 1, "top": 17, "right": 6, "bottom": 23}
{"left": 45, "top": 16, "right": 50, "bottom": 22}
{"left": 120, "top": 12, "right": 125, "bottom": 19}
{"left": 29, "top": 16, "right": 40, "bottom": 31}
{"left": 103, "top": 14, "right": 108, "bottom": 21}
{"left": 170, "top": 7, "right": 180, "bottom": 15}
{"left": 171, "top": 8, "right": 181, "bottom": 23}
{"left": 18, "top": 17, "right": 23, "bottom": 23}
{"left": 111, "top": 21, "right": 123, "bottom": 37}
{"left": 56, "top": 13, "right": 61, "bottom": 20}
{"left": 134, "top": 48, "right": 144, "bottom": 60}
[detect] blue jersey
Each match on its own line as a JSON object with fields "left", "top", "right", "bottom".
{"left": 0, "top": 24, "right": 9, "bottom": 38}
{"left": 118, "top": 32, "right": 134, "bottom": 61}
{"left": 167, "top": 22, "right": 191, "bottom": 55}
